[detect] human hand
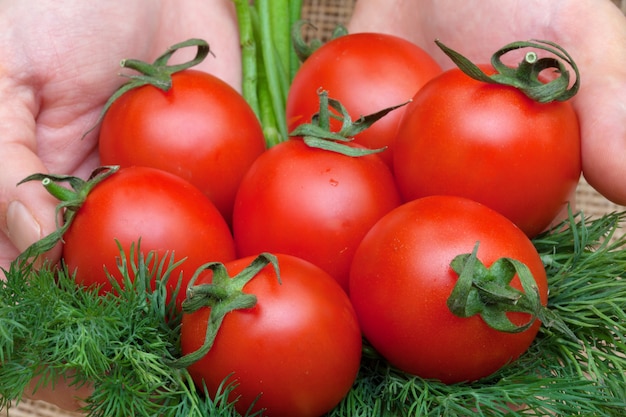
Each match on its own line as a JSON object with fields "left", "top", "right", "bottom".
{"left": 348, "top": 0, "right": 626, "bottom": 205}
{"left": 0, "top": 0, "right": 241, "bottom": 272}
{"left": 0, "top": 0, "right": 241, "bottom": 412}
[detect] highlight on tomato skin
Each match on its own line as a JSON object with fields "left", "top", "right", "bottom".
{"left": 61, "top": 166, "right": 237, "bottom": 309}
{"left": 349, "top": 195, "right": 549, "bottom": 384}
{"left": 286, "top": 32, "right": 443, "bottom": 166}
{"left": 180, "top": 253, "right": 363, "bottom": 417}
{"left": 98, "top": 69, "right": 267, "bottom": 226}
{"left": 393, "top": 61, "right": 581, "bottom": 238}
{"left": 231, "top": 138, "right": 402, "bottom": 293}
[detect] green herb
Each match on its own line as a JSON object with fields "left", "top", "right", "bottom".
{"left": 1, "top": 211, "right": 625, "bottom": 416}
{"left": 0, "top": 244, "right": 254, "bottom": 417}
{"left": 328, "top": 210, "right": 626, "bottom": 417}
{"left": 233, "top": 0, "right": 303, "bottom": 147}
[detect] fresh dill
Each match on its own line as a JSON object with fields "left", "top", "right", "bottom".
{"left": 1, "top": 211, "right": 625, "bottom": 416}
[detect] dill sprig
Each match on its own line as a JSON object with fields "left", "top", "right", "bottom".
{"left": 329, "top": 210, "right": 626, "bottom": 417}
{"left": 1, "top": 211, "right": 626, "bottom": 416}
{"left": 0, "top": 245, "right": 247, "bottom": 417}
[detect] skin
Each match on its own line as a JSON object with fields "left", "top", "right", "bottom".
{"left": 0, "top": 0, "right": 241, "bottom": 270}
{"left": 0, "top": 0, "right": 625, "bottom": 412}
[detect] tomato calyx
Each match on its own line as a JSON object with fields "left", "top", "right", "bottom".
{"left": 171, "top": 253, "right": 281, "bottom": 369}
{"left": 289, "top": 89, "right": 408, "bottom": 157}
{"left": 435, "top": 39, "right": 580, "bottom": 103}
{"left": 15, "top": 166, "right": 120, "bottom": 264}
{"left": 448, "top": 243, "right": 578, "bottom": 341}
{"left": 112, "top": 37, "right": 210, "bottom": 97}
{"left": 291, "top": 20, "right": 348, "bottom": 62}
{"left": 83, "top": 38, "right": 211, "bottom": 138}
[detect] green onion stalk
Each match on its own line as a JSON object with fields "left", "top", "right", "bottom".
{"left": 233, "top": 0, "right": 303, "bottom": 148}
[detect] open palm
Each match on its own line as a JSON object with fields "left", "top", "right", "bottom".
{"left": 0, "top": 0, "right": 240, "bottom": 270}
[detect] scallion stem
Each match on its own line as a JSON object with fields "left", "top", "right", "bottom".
{"left": 249, "top": 6, "right": 282, "bottom": 148}
{"left": 288, "top": 0, "right": 303, "bottom": 80}
{"left": 269, "top": 0, "right": 290, "bottom": 84}
{"left": 234, "top": 0, "right": 298, "bottom": 147}
{"left": 256, "top": 0, "right": 288, "bottom": 142}
{"left": 233, "top": 0, "right": 260, "bottom": 119}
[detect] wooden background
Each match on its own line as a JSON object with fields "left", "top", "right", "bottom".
{"left": 7, "top": 1, "right": 626, "bottom": 416}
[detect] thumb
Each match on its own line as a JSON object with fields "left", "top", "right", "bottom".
{"left": 568, "top": 1, "right": 626, "bottom": 206}
{"left": 1, "top": 143, "right": 62, "bottom": 270}
{"left": 576, "top": 70, "right": 626, "bottom": 206}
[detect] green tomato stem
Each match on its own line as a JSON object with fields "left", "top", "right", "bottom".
{"left": 291, "top": 20, "right": 323, "bottom": 63}
{"left": 14, "top": 166, "right": 119, "bottom": 264}
{"left": 447, "top": 242, "right": 578, "bottom": 342}
{"left": 171, "top": 253, "right": 280, "bottom": 369}
{"left": 435, "top": 39, "right": 580, "bottom": 103}
{"left": 289, "top": 90, "right": 408, "bottom": 157}
{"left": 40, "top": 178, "right": 78, "bottom": 203}
{"left": 82, "top": 39, "right": 211, "bottom": 139}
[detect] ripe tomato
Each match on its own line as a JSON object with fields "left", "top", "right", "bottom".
{"left": 349, "top": 195, "right": 548, "bottom": 384}
{"left": 62, "top": 166, "right": 236, "bottom": 307}
{"left": 180, "top": 253, "right": 362, "bottom": 417}
{"left": 393, "top": 65, "right": 581, "bottom": 237}
{"left": 98, "top": 69, "right": 266, "bottom": 224}
{"left": 286, "top": 32, "right": 441, "bottom": 165}
{"left": 232, "top": 139, "right": 401, "bottom": 292}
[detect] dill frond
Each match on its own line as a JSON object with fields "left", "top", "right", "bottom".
{"left": 1, "top": 211, "right": 625, "bottom": 416}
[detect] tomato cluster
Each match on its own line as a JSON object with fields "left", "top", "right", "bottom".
{"left": 51, "top": 34, "right": 580, "bottom": 416}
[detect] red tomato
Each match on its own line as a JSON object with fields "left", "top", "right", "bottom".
{"left": 349, "top": 195, "right": 548, "bottom": 384}
{"left": 98, "top": 69, "right": 266, "bottom": 224}
{"left": 62, "top": 166, "right": 236, "bottom": 307}
{"left": 393, "top": 65, "right": 581, "bottom": 237}
{"left": 232, "top": 139, "right": 401, "bottom": 292}
{"left": 180, "top": 254, "right": 362, "bottom": 417}
{"left": 286, "top": 33, "right": 442, "bottom": 165}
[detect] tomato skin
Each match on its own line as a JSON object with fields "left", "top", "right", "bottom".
{"left": 232, "top": 139, "right": 401, "bottom": 292}
{"left": 286, "top": 33, "right": 442, "bottom": 165}
{"left": 62, "top": 166, "right": 236, "bottom": 307}
{"left": 349, "top": 195, "right": 548, "bottom": 384}
{"left": 98, "top": 69, "right": 266, "bottom": 224}
{"left": 181, "top": 254, "right": 362, "bottom": 417}
{"left": 393, "top": 66, "right": 581, "bottom": 237}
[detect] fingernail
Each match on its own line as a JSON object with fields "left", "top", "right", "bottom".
{"left": 6, "top": 200, "right": 42, "bottom": 253}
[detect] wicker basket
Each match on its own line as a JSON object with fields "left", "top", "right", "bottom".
{"left": 7, "top": 1, "right": 626, "bottom": 416}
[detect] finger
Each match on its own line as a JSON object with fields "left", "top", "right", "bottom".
{"left": 0, "top": 81, "right": 62, "bottom": 269}
{"left": 155, "top": 0, "right": 242, "bottom": 90}
{"left": 575, "top": 72, "right": 626, "bottom": 205}
{"left": 2, "top": 153, "right": 63, "bottom": 268}
{"left": 566, "top": 1, "right": 626, "bottom": 205}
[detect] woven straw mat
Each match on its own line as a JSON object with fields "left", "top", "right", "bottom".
{"left": 7, "top": 1, "right": 626, "bottom": 416}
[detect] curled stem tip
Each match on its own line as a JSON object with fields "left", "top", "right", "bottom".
{"left": 436, "top": 39, "right": 580, "bottom": 103}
